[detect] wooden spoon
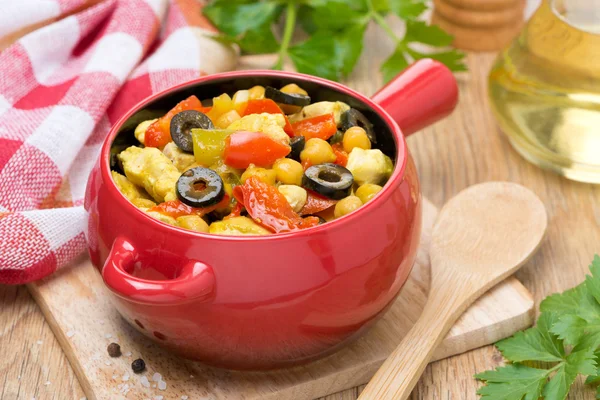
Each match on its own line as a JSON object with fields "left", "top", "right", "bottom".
{"left": 358, "top": 182, "right": 547, "bottom": 400}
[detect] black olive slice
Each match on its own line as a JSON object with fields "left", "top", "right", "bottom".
{"left": 265, "top": 86, "right": 311, "bottom": 107}
{"left": 170, "top": 110, "right": 214, "bottom": 153}
{"left": 287, "top": 136, "right": 305, "bottom": 161}
{"left": 302, "top": 163, "right": 354, "bottom": 200}
{"left": 176, "top": 167, "right": 224, "bottom": 208}
{"left": 339, "top": 109, "right": 376, "bottom": 144}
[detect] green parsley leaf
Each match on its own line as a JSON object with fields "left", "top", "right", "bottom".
{"left": 204, "top": 0, "right": 466, "bottom": 82}
{"left": 380, "top": 45, "right": 410, "bottom": 84}
{"left": 584, "top": 351, "right": 600, "bottom": 385}
{"left": 301, "top": 0, "right": 365, "bottom": 32}
{"left": 586, "top": 255, "right": 600, "bottom": 304}
{"left": 204, "top": 1, "right": 281, "bottom": 37}
{"left": 496, "top": 313, "right": 565, "bottom": 363}
{"left": 405, "top": 20, "right": 454, "bottom": 46}
{"left": 407, "top": 48, "right": 468, "bottom": 72}
{"left": 388, "top": 0, "right": 428, "bottom": 19}
{"left": 541, "top": 284, "right": 587, "bottom": 315}
{"left": 475, "top": 364, "right": 549, "bottom": 400}
{"left": 551, "top": 314, "right": 588, "bottom": 347}
{"left": 477, "top": 256, "right": 600, "bottom": 400}
{"left": 238, "top": 22, "right": 280, "bottom": 54}
{"left": 289, "top": 33, "right": 339, "bottom": 81}
{"left": 543, "top": 348, "right": 596, "bottom": 400}
{"left": 334, "top": 23, "right": 367, "bottom": 76}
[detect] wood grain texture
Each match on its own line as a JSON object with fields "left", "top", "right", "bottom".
{"left": 2, "top": 11, "right": 599, "bottom": 400}
{"left": 359, "top": 183, "right": 547, "bottom": 400}
{"left": 22, "top": 196, "right": 531, "bottom": 400}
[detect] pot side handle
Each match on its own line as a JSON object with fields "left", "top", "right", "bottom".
{"left": 102, "top": 237, "right": 215, "bottom": 305}
{"left": 371, "top": 59, "right": 459, "bottom": 136}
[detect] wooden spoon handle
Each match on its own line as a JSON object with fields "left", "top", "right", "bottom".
{"left": 358, "top": 290, "right": 466, "bottom": 400}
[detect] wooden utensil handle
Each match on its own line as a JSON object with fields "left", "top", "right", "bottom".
{"left": 358, "top": 289, "right": 466, "bottom": 400}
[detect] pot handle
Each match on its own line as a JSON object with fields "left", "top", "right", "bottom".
{"left": 102, "top": 237, "right": 215, "bottom": 305}
{"left": 371, "top": 59, "right": 459, "bottom": 136}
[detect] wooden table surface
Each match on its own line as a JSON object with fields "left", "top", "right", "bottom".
{"left": 2, "top": 19, "right": 599, "bottom": 400}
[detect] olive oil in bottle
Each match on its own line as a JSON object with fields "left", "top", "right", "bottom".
{"left": 489, "top": 0, "right": 600, "bottom": 183}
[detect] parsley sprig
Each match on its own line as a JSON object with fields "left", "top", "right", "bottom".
{"left": 203, "top": 0, "right": 466, "bottom": 83}
{"left": 476, "top": 256, "right": 600, "bottom": 400}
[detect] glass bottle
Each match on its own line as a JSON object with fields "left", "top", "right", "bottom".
{"left": 489, "top": 0, "right": 600, "bottom": 183}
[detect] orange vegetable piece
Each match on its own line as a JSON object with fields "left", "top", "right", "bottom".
{"left": 291, "top": 113, "right": 337, "bottom": 141}
{"left": 331, "top": 143, "right": 349, "bottom": 167}
{"left": 223, "top": 131, "right": 291, "bottom": 169}
{"left": 233, "top": 177, "right": 319, "bottom": 233}
{"left": 149, "top": 195, "right": 230, "bottom": 218}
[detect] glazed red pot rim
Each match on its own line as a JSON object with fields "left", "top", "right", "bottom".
{"left": 101, "top": 70, "right": 408, "bottom": 242}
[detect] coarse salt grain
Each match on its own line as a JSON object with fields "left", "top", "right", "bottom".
{"left": 66, "top": 330, "right": 75, "bottom": 338}
{"left": 122, "top": 373, "right": 130, "bottom": 381}
{"left": 104, "top": 333, "right": 112, "bottom": 339}
{"left": 121, "top": 383, "right": 130, "bottom": 394}
{"left": 125, "top": 352, "right": 132, "bottom": 357}
{"left": 105, "top": 361, "right": 112, "bottom": 366}
{"left": 140, "top": 376, "right": 150, "bottom": 388}
{"left": 152, "top": 372, "right": 162, "bottom": 382}
{"left": 152, "top": 384, "right": 157, "bottom": 388}
{"left": 181, "top": 396, "right": 189, "bottom": 400}
{"left": 153, "top": 396, "right": 163, "bottom": 400}
{"left": 80, "top": 397, "right": 86, "bottom": 400}
{"left": 112, "top": 374, "right": 118, "bottom": 379}
{"left": 158, "top": 380, "right": 167, "bottom": 390}
{"left": 17, "top": 375, "right": 21, "bottom": 379}
{"left": 36, "top": 340, "right": 43, "bottom": 345}
{"left": 44, "top": 381, "right": 51, "bottom": 386}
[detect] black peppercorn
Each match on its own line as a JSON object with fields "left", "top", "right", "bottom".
{"left": 107, "top": 343, "right": 121, "bottom": 357}
{"left": 131, "top": 358, "right": 146, "bottom": 373}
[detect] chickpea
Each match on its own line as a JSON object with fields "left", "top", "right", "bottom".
{"left": 241, "top": 164, "right": 277, "bottom": 185}
{"left": 176, "top": 215, "right": 209, "bottom": 233}
{"left": 300, "top": 138, "right": 336, "bottom": 166}
{"left": 343, "top": 126, "right": 371, "bottom": 153}
{"left": 355, "top": 184, "right": 383, "bottom": 204}
{"left": 334, "top": 196, "right": 363, "bottom": 219}
{"left": 281, "top": 84, "right": 308, "bottom": 96}
{"left": 215, "top": 109, "right": 241, "bottom": 129}
{"left": 232, "top": 89, "right": 249, "bottom": 114}
{"left": 273, "top": 158, "right": 304, "bottom": 185}
{"left": 248, "top": 85, "right": 266, "bottom": 100}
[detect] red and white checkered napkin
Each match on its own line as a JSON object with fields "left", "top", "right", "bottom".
{"left": 0, "top": 0, "right": 238, "bottom": 284}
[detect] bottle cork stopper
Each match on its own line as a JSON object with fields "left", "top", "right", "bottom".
{"left": 432, "top": 0, "right": 526, "bottom": 51}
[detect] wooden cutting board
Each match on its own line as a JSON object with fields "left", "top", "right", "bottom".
{"left": 27, "top": 197, "right": 534, "bottom": 400}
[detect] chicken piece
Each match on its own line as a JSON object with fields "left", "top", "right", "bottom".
{"left": 118, "top": 146, "right": 180, "bottom": 203}
{"left": 162, "top": 142, "right": 196, "bottom": 172}
{"left": 131, "top": 198, "right": 157, "bottom": 209}
{"left": 111, "top": 171, "right": 152, "bottom": 202}
{"left": 227, "top": 113, "right": 290, "bottom": 145}
{"left": 133, "top": 119, "right": 157, "bottom": 145}
{"left": 145, "top": 210, "right": 178, "bottom": 226}
{"left": 288, "top": 101, "right": 350, "bottom": 125}
{"left": 345, "top": 148, "right": 393, "bottom": 186}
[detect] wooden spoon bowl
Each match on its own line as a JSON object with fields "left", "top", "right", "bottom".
{"left": 358, "top": 182, "right": 547, "bottom": 400}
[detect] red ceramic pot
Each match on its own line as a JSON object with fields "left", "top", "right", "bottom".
{"left": 85, "top": 59, "right": 458, "bottom": 370}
